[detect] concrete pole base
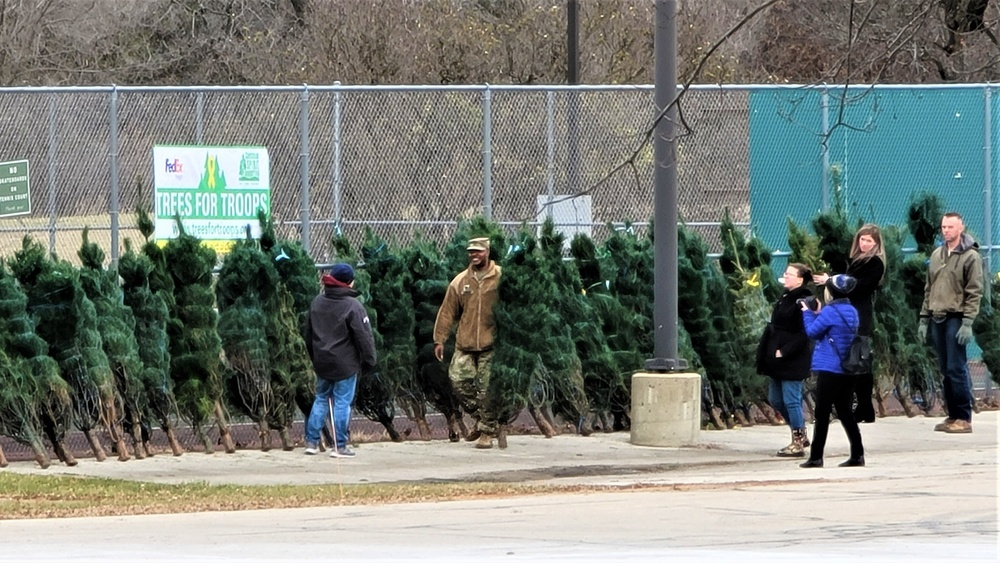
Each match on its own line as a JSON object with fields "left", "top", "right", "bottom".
{"left": 630, "top": 372, "right": 701, "bottom": 447}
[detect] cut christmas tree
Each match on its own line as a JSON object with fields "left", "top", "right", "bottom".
{"left": 9, "top": 237, "right": 129, "bottom": 461}
{"left": 163, "top": 219, "right": 235, "bottom": 453}
{"left": 119, "top": 238, "right": 184, "bottom": 456}
{"left": 257, "top": 210, "right": 318, "bottom": 450}
{"left": 78, "top": 228, "right": 151, "bottom": 458}
{"left": 362, "top": 229, "right": 423, "bottom": 438}
{"left": 0, "top": 262, "right": 58, "bottom": 468}
{"left": 331, "top": 231, "right": 401, "bottom": 442}
{"left": 216, "top": 234, "right": 278, "bottom": 451}
{"left": 400, "top": 233, "right": 468, "bottom": 441}
{"left": 490, "top": 227, "right": 558, "bottom": 446}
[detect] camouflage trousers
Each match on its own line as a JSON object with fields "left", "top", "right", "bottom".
{"left": 449, "top": 349, "right": 497, "bottom": 435}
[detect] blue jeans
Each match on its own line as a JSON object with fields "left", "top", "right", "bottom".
{"left": 305, "top": 375, "right": 357, "bottom": 450}
{"left": 768, "top": 378, "right": 804, "bottom": 429}
{"left": 929, "top": 317, "right": 973, "bottom": 421}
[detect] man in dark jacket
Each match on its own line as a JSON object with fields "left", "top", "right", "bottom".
{"left": 303, "top": 263, "right": 377, "bottom": 458}
{"left": 919, "top": 212, "right": 984, "bottom": 434}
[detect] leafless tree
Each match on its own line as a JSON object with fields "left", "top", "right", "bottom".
{"left": 2, "top": 0, "right": 997, "bottom": 86}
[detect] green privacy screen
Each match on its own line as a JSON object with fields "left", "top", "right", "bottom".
{"left": 748, "top": 85, "right": 996, "bottom": 274}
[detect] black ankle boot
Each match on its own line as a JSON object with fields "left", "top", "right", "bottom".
{"left": 838, "top": 456, "right": 865, "bottom": 467}
{"left": 800, "top": 458, "right": 823, "bottom": 468}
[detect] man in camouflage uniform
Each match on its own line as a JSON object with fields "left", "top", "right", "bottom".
{"left": 433, "top": 237, "right": 502, "bottom": 449}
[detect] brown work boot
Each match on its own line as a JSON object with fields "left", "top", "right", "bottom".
{"left": 475, "top": 433, "right": 493, "bottom": 449}
{"left": 933, "top": 418, "right": 956, "bottom": 432}
{"left": 943, "top": 419, "right": 972, "bottom": 434}
{"left": 465, "top": 429, "right": 482, "bottom": 442}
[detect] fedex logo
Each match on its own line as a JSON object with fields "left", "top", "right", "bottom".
{"left": 165, "top": 159, "right": 183, "bottom": 174}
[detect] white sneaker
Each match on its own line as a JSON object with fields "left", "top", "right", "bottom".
{"left": 330, "top": 447, "right": 355, "bottom": 458}
{"left": 304, "top": 444, "right": 319, "bottom": 455}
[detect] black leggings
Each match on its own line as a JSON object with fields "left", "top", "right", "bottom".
{"left": 809, "top": 371, "right": 864, "bottom": 461}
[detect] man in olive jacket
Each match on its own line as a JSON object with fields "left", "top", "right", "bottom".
{"left": 433, "top": 237, "right": 502, "bottom": 449}
{"left": 919, "top": 212, "right": 983, "bottom": 434}
{"left": 303, "top": 263, "right": 377, "bottom": 457}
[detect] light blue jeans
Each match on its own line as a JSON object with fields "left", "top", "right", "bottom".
{"left": 305, "top": 375, "right": 357, "bottom": 450}
{"left": 768, "top": 378, "right": 805, "bottom": 430}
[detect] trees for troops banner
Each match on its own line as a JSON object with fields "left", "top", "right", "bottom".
{"left": 152, "top": 146, "right": 270, "bottom": 251}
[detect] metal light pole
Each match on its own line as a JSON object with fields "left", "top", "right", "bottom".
{"left": 567, "top": 0, "right": 581, "bottom": 193}
{"left": 645, "top": 0, "right": 686, "bottom": 371}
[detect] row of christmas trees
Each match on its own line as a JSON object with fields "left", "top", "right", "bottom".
{"left": 1, "top": 188, "right": 997, "bottom": 467}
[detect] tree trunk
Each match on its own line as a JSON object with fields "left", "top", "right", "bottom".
{"left": 734, "top": 408, "right": 752, "bottom": 427}
{"left": 899, "top": 392, "right": 922, "bottom": 418}
{"left": 61, "top": 446, "right": 77, "bottom": 466}
{"left": 528, "top": 405, "right": 556, "bottom": 438}
{"left": 197, "top": 425, "right": 215, "bottom": 453}
{"left": 759, "top": 402, "right": 784, "bottom": 425}
{"left": 259, "top": 420, "right": 272, "bottom": 452}
{"left": 103, "top": 403, "right": 130, "bottom": 462}
{"left": 415, "top": 418, "right": 432, "bottom": 441}
{"left": 84, "top": 429, "right": 108, "bottom": 461}
{"left": 130, "top": 419, "right": 146, "bottom": 460}
{"left": 214, "top": 401, "right": 236, "bottom": 453}
{"left": 30, "top": 438, "right": 51, "bottom": 469}
{"left": 279, "top": 427, "right": 294, "bottom": 451}
{"left": 380, "top": 415, "right": 403, "bottom": 442}
{"left": 496, "top": 424, "right": 509, "bottom": 450}
{"left": 446, "top": 414, "right": 463, "bottom": 442}
{"left": 599, "top": 412, "right": 614, "bottom": 433}
{"left": 45, "top": 424, "right": 77, "bottom": 466}
{"left": 708, "top": 406, "right": 726, "bottom": 430}
{"left": 163, "top": 424, "right": 184, "bottom": 456}
{"left": 875, "top": 393, "right": 887, "bottom": 418}
{"left": 0, "top": 444, "right": 7, "bottom": 467}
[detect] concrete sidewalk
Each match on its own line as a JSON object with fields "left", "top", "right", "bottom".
{"left": 4, "top": 410, "right": 997, "bottom": 488}
{"left": 1, "top": 412, "right": 997, "bottom": 561}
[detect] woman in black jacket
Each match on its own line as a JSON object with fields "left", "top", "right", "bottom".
{"left": 756, "top": 263, "right": 815, "bottom": 457}
{"left": 814, "top": 224, "right": 885, "bottom": 423}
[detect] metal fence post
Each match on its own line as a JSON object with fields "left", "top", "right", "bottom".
{"left": 546, "top": 90, "right": 555, "bottom": 218}
{"left": 568, "top": 89, "right": 581, "bottom": 194}
{"left": 299, "top": 85, "right": 311, "bottom": 254}
{"left": 821, "top": 86, "right": 831, "bottom": 211}
{"left": 333, "top": 81, "right": 343, "bottom": 231}
{"left": 109, "top": 86, "right": 121, "bottom": 264}
{"left": 47, "top": 94, "right": 58, "bottom": 255}
{"left": 985, "top": 85, "right": 993, "bottom": 279}
{"left": 482, "top": 84, "right": 493, "bottom": 220}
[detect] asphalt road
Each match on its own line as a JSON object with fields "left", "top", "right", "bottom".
{"left": 1, "top": 411, "right": 997, "bottom": 561}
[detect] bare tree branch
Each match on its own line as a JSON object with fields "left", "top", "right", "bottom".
{"left": 531, "top": 0, "right": 781, "bottom": 221}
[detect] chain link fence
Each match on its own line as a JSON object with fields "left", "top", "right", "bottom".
{"left": 0, "top": 84, "right": 759, "bottom": 265}
{"left": 0, "top": 84, "right": 996, "bottom": 266}
{"left": 0, "top": 83, "right": 996, "bottom": 461}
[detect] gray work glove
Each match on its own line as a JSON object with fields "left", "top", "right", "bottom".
{"left": 917, "top": 317, "right": 928, "bottom": 341}
{"left": 956, "top": 318, "right": 975, "bottom": 345}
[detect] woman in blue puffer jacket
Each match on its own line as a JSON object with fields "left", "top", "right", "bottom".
{"left": 799, "top": 274, "right": 865, "bottom": 468}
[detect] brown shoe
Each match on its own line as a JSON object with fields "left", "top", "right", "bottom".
{"left": 943, "top": 420, "right": 972, "bottom": 434}
{"left": 475, "top": 433, "right": 493, "bottom": 449}
{"left": 934, "top": 418, "right": 956, "bottom": 432}
{"left": 465, "top": 429, "right": 482, "bottom": 442}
